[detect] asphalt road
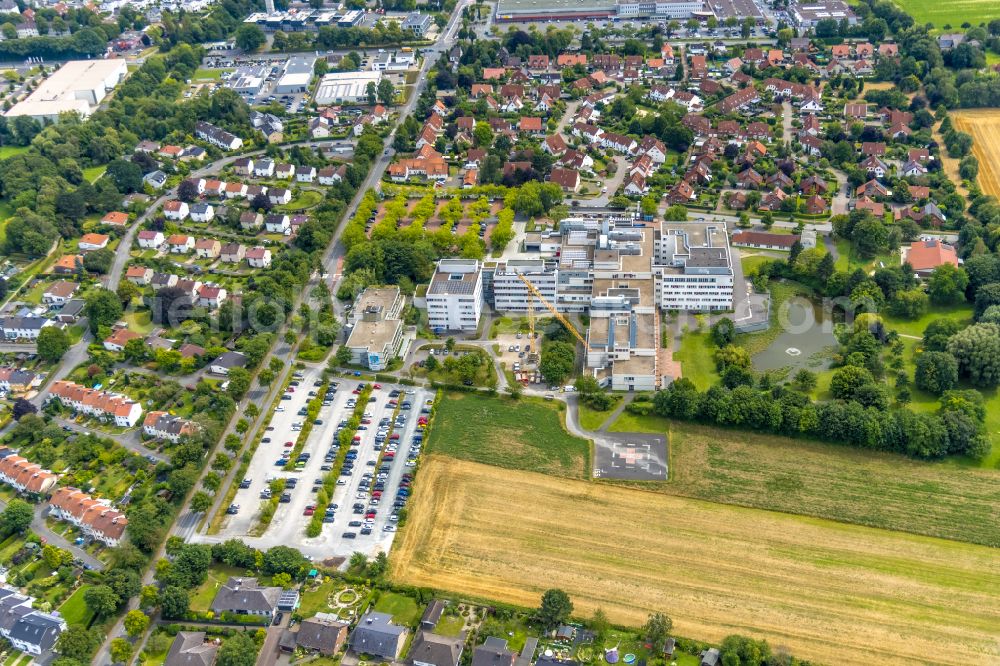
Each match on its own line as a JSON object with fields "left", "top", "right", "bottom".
{"left": 0, "top": 497, "right": 105, "bottom": 571}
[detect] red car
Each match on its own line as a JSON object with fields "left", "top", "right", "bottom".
{"left": 365, "top": 512, "right": 376, "bottom": 519}
{"left": 303, "top": 507, "right": 314, "bottom": 516}
{"left": 352, "top": 388, "right": 361, "bottom": 395}
{"left": 372, "top": 491, "right": 382, "bottom": 498}
{"left": 287, "top": 387, "right": 294, "bottom": 393}
{"left": 373, "top": 383, "right": 382, "bottom": 389}
{"left": 284, "top": 441, "right": 294, "bottom": 447}
{"left": 390, "top": 433, "right": 400, "bottom": 440}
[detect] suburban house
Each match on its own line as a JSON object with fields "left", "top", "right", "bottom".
{"left": 210, "top": 578, "right": 284, "bottom": 619}
{"left": 137, "top": 230, "right": 164, "bottom": 249}
{"left": 46, "top": 380, "right": 143, "bottom": 427}
{"left": 210, "top": 351, "right": 248, "bottom": 376}
{"left": 103, "top": 327, "right": 142, "bottom": 352}
{"left": 0, "top": 317, "right": 52, "bottom": 341}
{"left": 220, "top": 243, "right": 246, "bottom": 263}
{"left": 295, "top": 614, "right": 349, "bottom": 656}
{"left": 52, "top": 255, "right": 83, "bottom": 275}
{"left": 78, "top": 233, "right": 109, "bottom": 251}
{"left": 0, "top": 588, "right": 66, "bottom": 656}
{"left": 164, "top": 632, "right": 218, "bottom": 666}
{"left": 904, "top": 239, "right": 960, "bottom": 277}
{"left": 168, "top": 235, "right": 195, "bottom": 253}
{"left": 0, "top": 368, "right": 41, "bottom": 394}
{"left": 163, "top": 201, "right": 190, "bottom": 221}
{"left": 195, "top": 121, "right": 243, "bottom": 151}
{"left": 47, "top": 486, "right": 129, "bottom": 547}
{"left": 264, "top": 214, "right": 290, "bottom": 233}
{"left": 42, "top": 281, "right": 78, "bottom": 305}
{"left": 269, "top": 188, "right": 292, "bottom": 205}
{"left": 197, "top": 285, "right": 227, "bottom": 308}
{"left": 471, "top": 637, "right": 517, "bottom": 666}
{"left": 190, "top": 203, "right": 215, "bottom": 223}
{"left": 101, "top": 211, "right": 129, "bottom": 227}
{"left": 350, "top": 612, "right": 407, "bottom": 659}
{"left": 246, "top": 247, "right": 272, "bottom": 268}
{"left": 240, "top": 212, "right": 263, "bottom": 230}
{"left": 195, "top": 239, "right": 222, "bottom": 259}
{"left": 142, "top": 411, "right": 198, "bottom": 443}
{"left": 410, "top": 632, "right": 464, "bottom": 666}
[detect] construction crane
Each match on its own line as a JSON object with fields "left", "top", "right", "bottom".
{"left": 517, "top": 273, "right": 591, "bottom": 353}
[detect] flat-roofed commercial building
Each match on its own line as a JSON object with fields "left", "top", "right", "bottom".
{"left": 790, "top": 0, "right": 856, "bottom": 27}
{"left": 345, "top": 287, "right": 406, "bottom": 371}
{"left": 616, "top": 0, "right": 706, "bottom": 18}
{"left": 275, "top": 55, "right": 316, "bottom": 94}
{"left": 495, "top": 0, "right": 615, "bottom": 21}
{"left": 314, "top": 71, "right": 382, "bottom": 105}
{"left": 654, "top": 222, "right": 734, "bottom": 311}
{"left": 426, "top": 259, "right": 484, "bottom": 332}
{"left": 6, "top": 59, "right": 128, "bottom": 122}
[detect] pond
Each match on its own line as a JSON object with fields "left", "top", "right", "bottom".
{"left": 753, "top": 295, "right": 839, "bottom": 374}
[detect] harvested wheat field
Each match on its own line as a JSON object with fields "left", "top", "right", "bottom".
{"left": 953, "top": 109, "right": 1000, "bottom": 197}
{"left": 392, "top": 456, "right": 1000, "bottom": 666}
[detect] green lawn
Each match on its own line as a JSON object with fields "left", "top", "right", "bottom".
{"left": 428, "top": 392, "right": 590, "bottom": 478}
{"left": 373, "top": 591, "right": 422, "bottom": 627}
{"left": 434, "top": 614, "right": 465, "bottom": 637}
{"left": 83, "top": 165, "right": 106, "bottom": 183}
{"left": 892, "top": 0, "right": 999, "bottom": 29}
{"left": 673, "top": 330, "right": 719, "bottom": 390}
{"left": 882, "top": 302, "right": 973, "bottom": 338}
{"left": 577, "top": 403, "right": 615, "bottom": 431}
{"left": 606, "top": 414, "right": 1000, "bottom": 548}
{"left": 193, "top": 68, "right": 230, "bottom": 80}
{"left": 277, "top": 189, "right": 323, "bottom": 211}
{"left": 189, "top": 565, "right": 252, "bottom": 612}
{"left": 740, "top": 253, "right": 783, "bottom": 275}
{"left": 58, "top": 585, "right": 94, "bottom": 626}
{"left": 124, "top": 309, "right": 155, "bottom": 334}
{"left": 0, "top": 145, "right": 27, "bottom": 160}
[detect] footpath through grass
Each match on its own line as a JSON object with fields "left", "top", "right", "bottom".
{"left": 428, "top": 392, "right": 590, "bottom": 478}
{"left": 608, "top": 414, "right": 1000, "bottom": 547}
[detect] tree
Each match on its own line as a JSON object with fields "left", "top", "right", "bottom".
{"left": 590, "top": 608, "right": 610, "bottom": 644}
{"left": 263, "top": 545, "right": 306, "bottom": 577}
{"left": 335, "top": 345, "right": 352, "bottom": 366}
{"left": 365, "top": 80, "right": 377, "bottom": 105}
{"left": 540, "top": 341, "right": 576, "bottom": 385}
{"left": 123, "top": 609, "right": 150, "bottom": 638}
{"left": 110, "top": 638, "right": 132, "bottom": 664}
{"left": 217, "top": 632, "right": 258, "bottom": 666}
{"left": 537, "top": 589, "right": 573, "bottom": 630}
{"left": 101, "top": 158, "right": 141, "bottom": 192}
{"left": 792, "top": 369, "right": 817, "bottom": 393}
{"left": 349, "top": 552, "right": 368, "bottom": 570}
{"left": 178, "top": 178, "right": 199, "bottom": 202}
{"left": 159, "top": 586, "right": 190, "bottom": 619}
{"left": 272, "top": 572, "right": 293, "bottom": 588}
{"left": 235, "top": 24, "right": 265, "bottom": 52}
{"left": 0, "top": 499, "right": 33, "bottom": 535}
{"left": 643, "top": 612, "right": 674, "bottom": 653}
{"left": 84, "top": 584, "right": 120, "bottom": 618}
{"left": 710, "top": 317, "right": 735, "bottom": 347}
{"left": 974, "top": 282, "right": 1000, "bottom": 318}
{"left": 947, "top": 323, "right": 1000, "bottom": 387}
{"left": 914, "top": 351, "right": 958, "bottom": 395}
{"left": 928, "top": 264, "right": 969, "bottom": 305}
{"left": 720, "top": 635, "right": 771, "bottom": 666}
{"left": 889, "top": 288, "right": 929, "bottom": 319}
{"left": 377, "top": 78, "right": 395, "bottom": 105}
{"left": 226, "top": 367, "right": 251, "bottom": 401}
{"left": 830, "top": 365, "right": 874, "bottom": 401}
{"left": 83, "top": 248, "right": 114, "bottom": 274}
{"left": 190, "top": 491, "right": 213, "bottom": 513}
{"left": 85, "top": 288, "right": 124, "bottom": 334}
{"left": 56, "top": 627, "right": 102, "bottom": 662}
{"left": 37, "top": 325, "right": 70, "bottom": 363}
{"left": 12, "top": 397, "right": 37, "bottom": 420}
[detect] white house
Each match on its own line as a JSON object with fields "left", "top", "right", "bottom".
{"left": 163, "top": 200, "right": 189, "bottom": 221}
{"left": 246, "top": 247, "right": 272, "bottom": 268}
{"left": 189, "top": 203, "right": 215, "bottom": 222}
{"left": 137, "top": 230, "right": 164, "bottom": 249}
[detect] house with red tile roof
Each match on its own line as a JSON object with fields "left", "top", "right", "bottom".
{"left": 48, "top": 487, "right": 128, "bottom": 546}
{"left": 0, "top": 450, "right": 57, "bottom": 495}
{"left": 47, "top": 380, "right": 143, "bottom": 427}
{"left": 905, "top": 239, "right": 959, "bottom": 276}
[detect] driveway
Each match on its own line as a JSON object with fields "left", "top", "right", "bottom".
{"left": 0, "top": 497, "right": 104, "bottom": 570}
{"left": 53, "top": 416, "right": 167, "bottom": 463}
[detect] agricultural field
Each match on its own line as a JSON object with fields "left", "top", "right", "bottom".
{"left": 391, "top": 457, "right": 1000, "bottom": 666}
{"left": 953, "top": 109, "right": 1000, "bottom": 197}
{"left": 427, "top": 392, "right": 589, "bottom": 478}
{"left": 610, "top": 419, "right": 1000, "bottom": 547}
{"left": 892, "top": 0, "right": 1000, "bottom": 29}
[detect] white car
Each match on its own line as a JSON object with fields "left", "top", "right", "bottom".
{"left": 383, "top": 525, "right": 396, "bottom": 532}
{"left": 275, "top": 406, "right": 285, "bottom": 412}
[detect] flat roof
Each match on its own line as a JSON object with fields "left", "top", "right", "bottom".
{"left": 6, "top": 59, "right": 127, "bottom": 118}
{"left": 314, "top": 71, "right": 382, "bottom": 103}
{"left": 347, "top": 318, "right": 402, "bottom": 353}
{"left": 496, "top": 0, "right": 614, "bottom": 15}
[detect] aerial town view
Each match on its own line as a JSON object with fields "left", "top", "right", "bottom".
{"left": 0, "top": 0, "right": 995, "bottom": 663}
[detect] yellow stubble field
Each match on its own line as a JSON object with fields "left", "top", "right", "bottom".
{"left": 391, "top": 456, "right": 1000, "bottom": 666}
{"left": 953, "top": 109, "right": 1000, "bottom": 197}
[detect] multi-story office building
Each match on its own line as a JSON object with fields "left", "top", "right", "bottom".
{"left": 426, "top": 259, "right": 484, "bottom": 332}
{"left": 654, "top": 223, "right": 734, "bottom": 311}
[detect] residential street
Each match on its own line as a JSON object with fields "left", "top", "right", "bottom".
{"left": 0, "top": 497, "right": 105, "bottom": 571}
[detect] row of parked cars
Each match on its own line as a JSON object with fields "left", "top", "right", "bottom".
{"left": 341, "top": 389, "right": 432, "bottom": 539}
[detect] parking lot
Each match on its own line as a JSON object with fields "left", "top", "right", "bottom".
{"left": 207, "top": 365, "right": 433, "bottom": 561}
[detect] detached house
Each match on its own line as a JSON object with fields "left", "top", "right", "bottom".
{"left": 195, "top": 238, "right": 222, "bottom": 259}
{"left": 246, "top": 247, "right": 272, "bottom": 268}
{"left": 163, "top": 201, "right": 189, "bottom": 221}
{"left": 168, "top": 235, "right": 195, "bottom": 253}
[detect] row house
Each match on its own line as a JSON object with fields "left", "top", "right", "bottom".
{"left": 47, "top": 380, "right": 143, "bottom": 427}
{"left": 0, "top": 450, "right": 57, "bottom": 495}
{"left": 718, "top": 86, "right": 761, "bottom": 114}
{"left": 194, "top": 121, "right": 243, "bottom": 151}
{"left": 0, "top": 317, "right": 52, "bottom": 341}
{"left": 48, "top": 487, "right": 128, "bottom": 547}
{"left": 142, "top": 411, "right": 198, "bottom": 443}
